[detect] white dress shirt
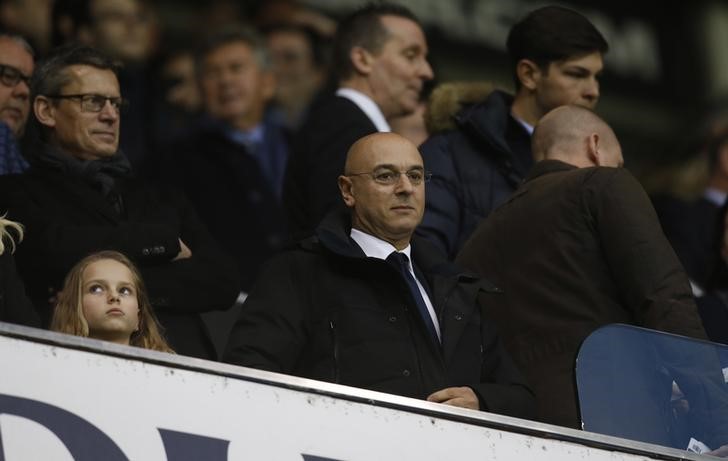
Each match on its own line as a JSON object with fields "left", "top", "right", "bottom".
{"left": 336, "top": 87, "right": 391, "bottom": 133}
{"left": 350, "top": 228, "right": 441, "bottom": 340}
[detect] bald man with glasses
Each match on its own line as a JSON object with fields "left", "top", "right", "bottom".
{"left": 0, "top": 45, "right": 240, "bottom": 360}
{"left": 0, "top": 34, "right": 34, "bottom": 174}
{"left": 225, "top": 132, "right": 534, "bottom": 419}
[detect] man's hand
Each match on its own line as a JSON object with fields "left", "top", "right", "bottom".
{"left": 426, "top": 386, "right": 479, "bottom": 410}
{"left": 173, "top": 238, "right": 192, "bottom": 261}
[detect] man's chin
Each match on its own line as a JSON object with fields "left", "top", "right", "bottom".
{"left": 95, "top": 145, "right": 119, "bottom": 158}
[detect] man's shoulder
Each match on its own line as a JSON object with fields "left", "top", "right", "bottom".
{"left": 421, "top": 90, "right": 517, "bottom": 159}
{"left": 578, "top": 166, "right": 641, "bottom": 191}
{"left": 301, "top": 94, "right": 374, "bottom": 130}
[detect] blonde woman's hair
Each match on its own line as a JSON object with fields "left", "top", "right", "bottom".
{"left": 0, "top": 216, "right": 23, "bottom": 255}
{"left": 50, "top": 251, "right": 174, "bottom": 353}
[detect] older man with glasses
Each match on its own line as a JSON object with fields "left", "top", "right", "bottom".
{"left": 0, "top": 34, "right": 34, "bottom": 174}
{"left": 0, "top": 45, "right": 240, "bottom": 360}
{"left": 224, "top": 132, "right": 535, "bottom": 420}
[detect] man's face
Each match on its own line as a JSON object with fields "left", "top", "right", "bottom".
{"left": 341, "top": 134, "right": 425, "bottom": 247}
{"left": 367, "top": 15, "right": 433, "bottom": 119}
{"left": 89, "top": 0, "right": 153, "bottom": 62}
{"left": 533, "top": 51, "right": 603, "bottom": 117}
{"left": 267, "top": 29, "right": 321, "bottom": 107}
{"left": 38, "top": 65, "right": 121, "bottom": 161}
{"left": 0, "top": 38, "right": 34, "bottom": 136}
{"left": 199, "top": 41, "right": 273, "bottom": 130}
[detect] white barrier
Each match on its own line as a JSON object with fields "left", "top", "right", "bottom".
{"left": 0, "top": 323, "right": 705, "bottom": 460}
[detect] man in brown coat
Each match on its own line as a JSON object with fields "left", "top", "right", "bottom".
{"left": 456, "top": 105, "right": 707, "bottom": 429}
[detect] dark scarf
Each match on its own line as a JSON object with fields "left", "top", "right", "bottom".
{"left": 31, "top": 143, "right": 133, "bottom": 214}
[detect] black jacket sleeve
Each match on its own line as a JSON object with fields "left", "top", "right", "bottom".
{"left": 0, "top": 249, "right": 40, "bottom": 327}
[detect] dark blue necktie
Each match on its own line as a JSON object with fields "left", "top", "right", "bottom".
{"left": 386, "top": 251, "right": 440, "bottom": 344}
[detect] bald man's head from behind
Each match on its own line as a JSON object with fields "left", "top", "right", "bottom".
{"left": 338, "top": 133, "right": 426, "bottom": 250}
{"left": 532, "top": 105, "right": 623, "bottom": 168}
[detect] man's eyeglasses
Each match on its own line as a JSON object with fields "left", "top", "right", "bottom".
{"left": 346, "top": 168, "right": 432, "bottom": 186}
{"left": 45, "top": 94, "right": 129, "bottom": 113}
{"left": 0, "top": 64, "right": 31, "bottom": 88}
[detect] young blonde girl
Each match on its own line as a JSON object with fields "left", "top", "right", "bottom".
{"left": 50, "top": 250, "right": 173, "bottom": 353}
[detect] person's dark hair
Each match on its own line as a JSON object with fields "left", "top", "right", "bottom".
{"left": 262, "top": 22, "right": 329, "bottom": 70}
{"left": 195, "top": 25, "right": 269, "bottom": 76}
{"left": 50, "top": 0, "right": 92, "bottom": 48}
{"left": 506, "top": 6, "right": 608, "bottom": 89}
{"left": 332, "top": 2, "right": 420, "bottom": 81}
{"left": 31, "top": 44, "right": 121, "bottom": 100}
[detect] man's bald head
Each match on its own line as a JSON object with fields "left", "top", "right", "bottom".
{"left": 344, "top": 132, "right": 418, "bottom": 173}
{"left": 532, "top": 105, "right": 623, "bottom": 168}
{"left": 339, "top": 132, "right": 425, "bottom": 250}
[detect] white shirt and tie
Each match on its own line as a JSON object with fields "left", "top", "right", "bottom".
{"left": 350, "top": 228, "right": 442, "bottom": 341}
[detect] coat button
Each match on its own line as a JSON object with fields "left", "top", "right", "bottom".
{"left": 454, "top": 313, "right": 463, "bottom": 321}
{"left": 388, "top": 316, "right": 397, "bottom": 323}
{"left": 402, "top": 369, "right": 411, "bottom": 377}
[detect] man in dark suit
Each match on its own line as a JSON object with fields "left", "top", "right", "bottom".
{"left": 225, "top": 132, "right": 534, "bottom": 419}
{"left": 283, "top": 3, "right": 433, "bottom": 236}
{"left": 0, "top": 45, "right": 240, "bottom": 360}
{"left": 456, "top": 105, "right": 707, "bottom": 429}
{"left": 162, "top": 26, "right": 288, "bottom": 293}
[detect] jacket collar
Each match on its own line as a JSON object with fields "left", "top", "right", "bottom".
{"left": 312, "top": 209, "right": 492, "bottom": 285}
{"left": 524, "top": 159, "right": 577, "bottom": 183}
{"left": 455, "top": 90, "right": 516, "bottom": 155}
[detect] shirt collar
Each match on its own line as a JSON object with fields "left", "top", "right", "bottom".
{"left": 511, "top": 112, "right": 534, "bottom": 135}
{"left": 350, "top": 228, "right": 411, "bottom": 262}
{"left": 336, "top": 87, "right": 391, "bottom": 132}
{"left": 226, "top": 123, "right": 265, "bottom": 147}
{"left": 704, "top": 187, "right": 727, "bottom": 207}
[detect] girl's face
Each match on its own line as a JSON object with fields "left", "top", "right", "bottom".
{"left": 81, "top": 259, "right": 140, "bottom": 344}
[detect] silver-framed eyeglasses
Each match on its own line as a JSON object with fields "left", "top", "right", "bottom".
{"left": 0, "top": 64, "right": 31, "bottom": 88}
{"left": 45, "top": 93, "right": 129, "bottom": 113}
{"left": 346, "top": 168, "right": 432, "bottom": 186}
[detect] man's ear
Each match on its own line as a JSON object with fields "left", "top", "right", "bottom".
{"left": 338, "top": 175, "right": 356, "bottom": 208}
{"left": 34, "top": 96, "right": 57, "bottom": 129}
{"left": 349, "top": 46, "right": 374, "bottom": 76}
{"left": 516, "top": 59, "right": 542, "bottom": 91}
{"left": 586, "top": 132, "right": 601, "bottom": 166}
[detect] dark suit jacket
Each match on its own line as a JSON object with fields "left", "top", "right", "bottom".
{"left": 0, "top": 247, "right": 40, "bottom": 327}
{"left": 653, "top": 194, "right": 722, "bottom": 288}
{"left": 0, "top": 167, "right": 240, "bottom": 359}
{"left": 456, "top": 160, "right": 707, "bottom": 428}
{"left": 162, "top": 124, "right": 288, "bottom": 291}
{"left": 283, "top": 93, "right": 377, "bottom": 236}
{"left": 224, "top": 211, "right": 535, "bottom": 420}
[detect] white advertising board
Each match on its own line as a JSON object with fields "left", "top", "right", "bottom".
{"left": 0, "top": 325, "right": 702, "bottom": 460}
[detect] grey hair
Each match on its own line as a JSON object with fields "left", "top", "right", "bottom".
{"left": 194, "top": 25, "right": 270, "bottom": 75}
{"left": 0, "top": 33, "right": 35, "bottom": 58}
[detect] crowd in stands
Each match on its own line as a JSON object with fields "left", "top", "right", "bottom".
{"left": 2, "top": 0, "right": 728, "bottom": 449}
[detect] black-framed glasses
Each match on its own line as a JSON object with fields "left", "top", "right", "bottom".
{"left": 45, "top": 94, "right": 129, "bottom": 113}
{"left": 0, "top": 64, "right": 31, "bottom": 88}
{"left": 347, "top": 168, "right": 432, "bottom": 186}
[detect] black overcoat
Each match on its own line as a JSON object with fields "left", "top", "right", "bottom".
{"left": 0, "top": 167, "right": 240, "bottom": 359}
{"left": 225, "top": 211, "right": 535, "bottom": 419}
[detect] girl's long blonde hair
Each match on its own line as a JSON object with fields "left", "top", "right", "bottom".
{"left": 50, "top": 251, "right": 174, "bottom": 353}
